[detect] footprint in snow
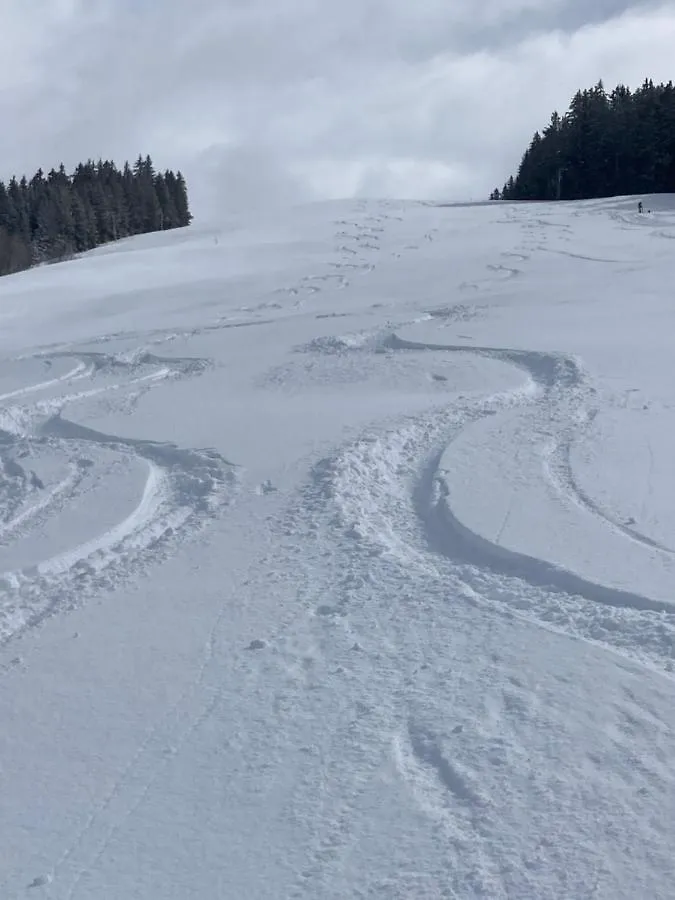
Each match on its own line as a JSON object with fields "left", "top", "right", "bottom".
{"left": 247, "top": 639, "right": 267, "bottom": 651}
{"left": 28, "top": 874, "right": 53, "bottom": 889}
{"left": 256, "top": 479, "right": 277, "bottom": 495}
{"left": 315, "top": 604, "right": 346, "bottom": 617}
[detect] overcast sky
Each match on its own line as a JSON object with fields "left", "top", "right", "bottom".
{"left": 1, "top": 0, "right": 674, "bottom": 218}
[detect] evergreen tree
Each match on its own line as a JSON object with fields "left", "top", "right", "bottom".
{"left": 8, "top": 177, "right": 30, "bottom": 241}
{"left": 153, "top": 172, "right": 178, "bottom": 229}
{"left": 172, "top": 171, "right": 192, "bottom": 226}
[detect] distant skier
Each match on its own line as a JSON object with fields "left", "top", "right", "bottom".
{"left": 638, "top": 201, "right": 643, "bottom": 214}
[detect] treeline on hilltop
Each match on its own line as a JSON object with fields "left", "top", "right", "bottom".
{"left": 0, "top": 155, "right": 191, "bottom": 277}
{"left": 493, "top": 79, "right": 675, "bottom": 202}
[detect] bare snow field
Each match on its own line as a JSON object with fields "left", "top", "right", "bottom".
{"left": 1, "top": 195, "right": 675, "bottom": 898}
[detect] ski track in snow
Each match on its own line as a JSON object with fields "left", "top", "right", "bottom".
{"left": 303, "top": 326, "right": 675, "bottom": 671}
{"left": 0, "top": 346, "right": 236, "bottom": 643}
{"left": 260, "top": 262, "right": 675, "bottom": 891}
{"left": 2, "top": 197, "right": 675, "bottom": 900}
{"left": 0, "top": 203, "right": 418, "bottom": 899}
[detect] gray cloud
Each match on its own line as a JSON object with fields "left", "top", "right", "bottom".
{"left": 1, "top": 1, "right": 674, "bottom": 217}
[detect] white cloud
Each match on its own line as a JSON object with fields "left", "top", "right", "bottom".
{"left": 1, "top": 0, "right": 674, "bottom": 216}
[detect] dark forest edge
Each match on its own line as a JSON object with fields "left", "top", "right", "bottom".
{"left": 0, "top": 155, "right": 191, "bottom": 277}
{"left": 492, "top": 79, "right": 675, "bottom": 202}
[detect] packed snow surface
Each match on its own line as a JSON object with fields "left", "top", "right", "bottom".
{"left": 1, "top": 195, "right": 675, "bottom": 899}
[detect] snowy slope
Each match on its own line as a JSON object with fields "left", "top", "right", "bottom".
{"left": 1, "top": 195, "right": 675, "bottom": 899}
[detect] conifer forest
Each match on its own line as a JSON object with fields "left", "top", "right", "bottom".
{"left": 0, "top": 155, "right": 191, "bottom": 276}
{"left": 494, "top": 79, "right": 675, "bottom": 202}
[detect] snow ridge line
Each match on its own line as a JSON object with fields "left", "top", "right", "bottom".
{"left": 50, "top": 348, "right": 211, "bottom": 379}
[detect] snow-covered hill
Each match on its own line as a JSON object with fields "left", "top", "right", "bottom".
{"left": 1, "top": 195, "right": 675, "bottom": 899}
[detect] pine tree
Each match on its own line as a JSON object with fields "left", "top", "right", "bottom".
{"left": 153, "top": 172, "right": 177, "bottom": 229}
{"left": 8, "top": 177, "right": 30, "bottom": 241}
{"left": 172, "top": 171, "right": 192, "bottom": 226}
